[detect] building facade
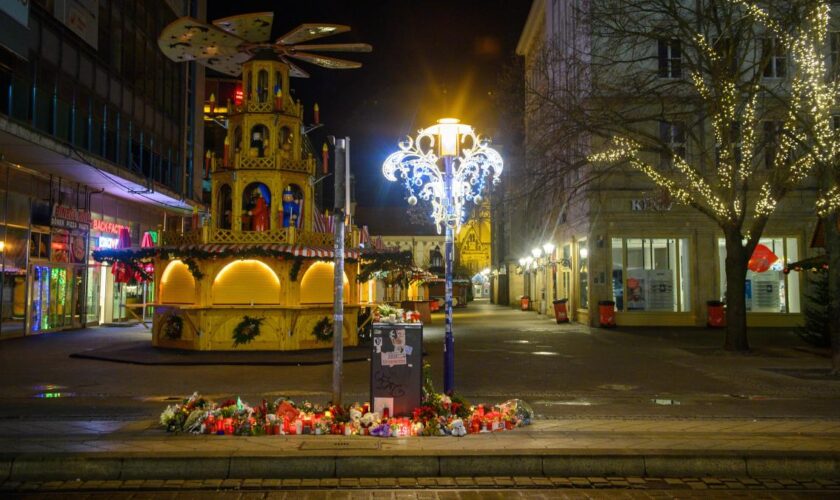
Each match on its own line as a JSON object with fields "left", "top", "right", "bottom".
{"left": 0, "top": 0, "right": 205, "bottom": 338}
{"left": 495, "top": 0, "right": 822, "bottom": 327}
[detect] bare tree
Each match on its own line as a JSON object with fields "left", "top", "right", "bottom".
{"left": 506, "top": 0, "right": 829, "bottom": 351}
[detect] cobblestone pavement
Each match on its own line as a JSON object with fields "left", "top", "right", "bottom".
{"left": 2, "top": 302, "right": 839, "bottom": 421}
{"left": 1, "top": 475, "right": 839, "bottom": 498}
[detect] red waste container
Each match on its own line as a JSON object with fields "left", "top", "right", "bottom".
{"left": 552, "top": 299, "right": 569, "bottom": 323}
{"left": 520, "top": 295, "right": 530, "bottom": 311}
{"left": 707, "top": 300, "right": 726, "bottom": 328}
{"left": 598, "top": 300, "right": 616, "bottom": 328}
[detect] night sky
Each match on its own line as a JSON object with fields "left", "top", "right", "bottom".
{"left": 207, "top": 0, "right": 530, "bottom": 210}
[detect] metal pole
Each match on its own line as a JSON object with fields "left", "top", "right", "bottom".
{"left": 443, "top": 155, "right": 455, "bottom": 394}
{"left": 332, "top": 137, "right": 347, "bottom": 406}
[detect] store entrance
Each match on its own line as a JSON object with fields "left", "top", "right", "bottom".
{"left": 28, "top": 264, "right": 84, "bottom": 334}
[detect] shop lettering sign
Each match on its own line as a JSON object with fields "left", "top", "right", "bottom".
{"left": 630, "top": 198, "right": 673, "bottom": 212}
{"left": 91, "top": 219, "right": 127, "bottom": 234}
{"left": 51, "top": 205, "right": 91, "bottom": 231}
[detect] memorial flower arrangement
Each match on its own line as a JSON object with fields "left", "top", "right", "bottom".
{"left": 159, "top": 389, "right": 533, "bottom": 437}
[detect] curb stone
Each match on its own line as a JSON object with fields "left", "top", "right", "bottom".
{"left": 747, "top": 457, "right": 840, "bottom": 479}
{"left": 118, "top": 457, "right": 229, "bottom": 480}
{"left": 11, "top": 457, "right": 122, "bottom": 481}
{"left": 440, "top": 456, "right": 542, "bottom": 477}
{"left": 336, "top": 456, "right": 438, "bottom": 477}
{"left": 229, "top": 457, "right": 334, "bottom": 478}
{"left": 645, "top": 456, "right": 748, "bottom": 477}
{"left": 4, "top": 452, "right": 840, "bottom": 481}
{"left": 543, "top": 456, "right": 645, "bottom": 476}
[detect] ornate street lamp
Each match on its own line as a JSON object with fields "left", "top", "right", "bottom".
{"left": 383, "top": 118, "right": 503, "bottom": 393}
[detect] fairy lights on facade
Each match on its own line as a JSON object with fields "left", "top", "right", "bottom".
{"left": 589, "top": 1, "right": 838, "bottom": 223}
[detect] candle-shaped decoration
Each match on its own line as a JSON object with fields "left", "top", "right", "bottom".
{"left": 322, "top": 142, "right": 329, "bottom": 174}
{"left": 275, "top": 87, "right": 283, "bottom": 111}
{"left": 209, "top": 92, "right": 216, "bottom": 113}
{"left": 314, "top": 103, "right": 320, "bottom": 124}
{"left": 192, "top": 206, "right": 199, "bottom": 229}
{"left": 223, "top": 136, "right": 230, "bottom": 167}
{"left": 382, "top": 406, "right": 389, "bottom": 420}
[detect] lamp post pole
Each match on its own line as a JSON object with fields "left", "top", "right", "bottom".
{"left": 443, "top": 155, "right": 455, "bottom": 394}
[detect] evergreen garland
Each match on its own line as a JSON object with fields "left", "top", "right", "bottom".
{"left": 313, "top": 316, "right": 334, "bottom": 342}
{"left": 233, "top": 316, "right": 264, "bottom": 347}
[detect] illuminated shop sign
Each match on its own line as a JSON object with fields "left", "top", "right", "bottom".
{"left": 91, "top": 219, "right": 128, "bottom": 234}
{"left": 51, "top": 205, "right": 91, "bottom": 231}
{"left": 98, "top": 236, "right": 119, "bottom": 249}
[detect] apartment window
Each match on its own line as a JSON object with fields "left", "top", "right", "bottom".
{"left": 830, "top": 32, "right": 840, "bottom": 78}
{"left": 658, "top": 39, "right": 682, "bottom": 78}
{"left": 762, "top": 38, "right": 786, "bottom": 78}
{"left": 718, "top": 237, "right": 800, "bottom": 313}
{"left": 659, "top": 121, "right": 686, "bottom": 168}
{"left": 611, "top": 238, "right": 691, "bottom": 312}
{"left": 763, "top": 120, "right": 782, "bottom": 169}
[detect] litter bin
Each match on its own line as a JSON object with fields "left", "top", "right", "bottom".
{"left": 598, "top": 300, "right": 616, "bottom": 328}
{"left": 520, "top": 295, "right": 530, "bottom": 311}
{"left": 706, "top": 300, "right": 726, "bottom": 328}
{"left": 552, "top": 299, "right": 569, "bottom": 323}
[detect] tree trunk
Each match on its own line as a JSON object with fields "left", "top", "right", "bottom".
{"left": 826, "top": 211, "right": 840, "bottom": 374}
{"left": 724, "top": 230, "right": 750, "bottom": 351}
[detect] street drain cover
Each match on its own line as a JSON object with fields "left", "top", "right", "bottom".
{"left": 300, "top": 440, "right": 380, "bottom": 450}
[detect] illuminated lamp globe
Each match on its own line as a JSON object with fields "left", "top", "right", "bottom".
{"left": 407, "top": 195, "right": 418, "bottom": 206}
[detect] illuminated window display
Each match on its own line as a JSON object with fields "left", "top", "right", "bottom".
{"left": 717, "top": 237, "right": 800, "bottom": 313}
{"left": 611, "top": 238, "right": 691, "bottom": 312}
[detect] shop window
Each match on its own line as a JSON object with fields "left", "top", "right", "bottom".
{"left": 300, "top": 262, "right": 349, "bottom": 304}
{"left": 717, "top": 237, "right": 800, "bottom": 313}
{"left": 160, "top": 260, "right": 195, "bottom": 304}
{"left": 577, "top": 240, "right": 588, "bottom": 309}
{"left": 610, "top": 238, "right": 691, "bottom": 312}
{"left": 212, "top": 260, "right": 280, "bottom": 305}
